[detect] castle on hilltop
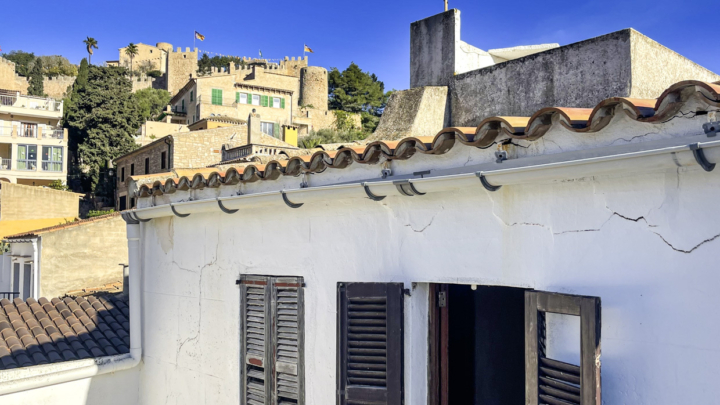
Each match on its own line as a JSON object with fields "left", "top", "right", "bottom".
{"left": 112, "top": 42, "right": 359, "bottom": 137}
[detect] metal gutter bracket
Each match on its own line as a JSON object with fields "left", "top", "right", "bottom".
{"left": 362, "top": 182, "right": 386, "bottom": 201}
{"left": 170, "top": 203, "right": 191, "bottom": 217}
{"left": 217, "top": 198, "right": 239, "bottom": 214}
{"left": 281, "top": 191, "right": 304, "bottom": 208}
{"left": 393, "top": 180, "right": 426, "bottom": 196}
{"left": 130, "top": 212, "right": 151, "bottom": 222}
{"left": 704, "top": 121, "right": 719, "bottom": 137}
{"left": 689, "top": 143, "right": 715, "bottom": 172}
{"left": 476, "top": 172, "right": 502, "bottom": 191}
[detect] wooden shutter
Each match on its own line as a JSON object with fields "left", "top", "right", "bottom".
{"left": 248, "top": 93, "right": 253, "bottom": 104}
{"left": 240, "top": 275, "right": 272, "bottom": 405}
{"left": 212, "top": 89, "right": 222, "bottom": 105}
{"left": 525, "top": 291, "right": 601, "bottom": 405}
{"left": 273, "top": 277, "right": 305, "bottom": 405}
{"left": 337, "top": 283, "right": 404, "bottom": 405}
{"left": 280, "top": 98, "right": 285, "bottom": 109}
{"left": 236, "top": 92, "right": 240, "bottom": 103}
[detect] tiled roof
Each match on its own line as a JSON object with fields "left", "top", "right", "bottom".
{"left": 0, "top": 295, "right": 130, "bottom": 370}
{"left": 66, "top": 281, "right": 124, "bottom": 298}
{"left": 2, "top": 212, "right": 120, "bottom": 240}
{"left": 133, "top": 80, "right": 720, "bottom": 197}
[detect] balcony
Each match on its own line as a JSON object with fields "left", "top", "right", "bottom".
{"left": 16, "top": 159, "right": 37, "bottom": 171}
{"left": 0, "top": 92, "right": 63, "bottom": 119}
{"left": 41, "top": 161, "right": 62, "bottom": 172}
{"left": 0, "top": 125, "right": 66, "bottom": 140}
{"left": 0, "top": 158, "right": 10, "bottom": 170}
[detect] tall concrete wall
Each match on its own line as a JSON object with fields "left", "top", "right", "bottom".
{"left": 0, "top": 182, "right": 79, "bottom": 221}
{"left": 410, "top": 9, "right": 459, "bottom": 88}
{"left": 368, "top": 86, "right": 449, "bottom": 141}
{"left": 39, "top": 215, "right": 127, "bottom": 297}
{"left": 449, "top": 29, "right": 720, "bottom": 127}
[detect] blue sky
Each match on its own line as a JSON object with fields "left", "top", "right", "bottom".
{"left": 1, "top": 0, "right": 718, "bottom": 91}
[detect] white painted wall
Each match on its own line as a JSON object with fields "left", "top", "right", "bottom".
{"left": 132, "top": 157, "right": 720, "bottom": 404}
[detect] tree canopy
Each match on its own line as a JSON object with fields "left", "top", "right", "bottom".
{"left": 2, "top": 50, "right": 35, "bottom": 77}
{"left": 64, "top": 65, "right": 141, "bottom": 194}
{"left": 328, "top": 63, "right": 391, "bottom": 133}
{"left": 135, "top": 88, "right": 171, "bottom": 121}
{"left": 2, "top": 51, "right": 77, "bottom": 77}
{"left": 197, "top": 54, "right": 244, "bottom": 76}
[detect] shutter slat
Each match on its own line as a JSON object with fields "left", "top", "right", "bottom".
{"left": 274, "top": 281, "right": 304, "bottom": 405}
{"left": 243, "top": 279, "right": 269, "bottom": 405}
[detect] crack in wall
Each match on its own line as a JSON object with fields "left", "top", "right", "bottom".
{"left": 652, "top": 232, "right": 720, "bottom": 254}
{"left": 405, "top": 213, "right": 437, "bottom": 233}
{"left": 610, "top": 132, "right": 660, "bottom": 145}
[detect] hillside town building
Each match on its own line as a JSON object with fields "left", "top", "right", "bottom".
{"left": 0, "top": 89, "right": 67, "bottom": 187}
{"left": 1, "top": 8, "right": 720, "bottom": 405}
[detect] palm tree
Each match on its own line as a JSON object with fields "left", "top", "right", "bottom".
{"left": 83, "top": 37, "right": 98, "bottom": 65}
{"left": 125, "top": 43, "right": 139, "bottom": 76}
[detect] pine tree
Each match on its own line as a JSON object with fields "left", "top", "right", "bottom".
{"left": 328, "top": 63, "right": 391, "bottom": 133}
{"left": 27, "top": 57, "right": 45, "bottom": 96}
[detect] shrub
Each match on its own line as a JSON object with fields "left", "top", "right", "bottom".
{"left": 87, "top": 209, "right": 114, "bottom": 218}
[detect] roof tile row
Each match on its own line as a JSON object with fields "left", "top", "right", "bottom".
{"left": 134, "top": 80, "right": 720, "bottom": 198}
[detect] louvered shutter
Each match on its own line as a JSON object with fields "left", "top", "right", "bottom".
{"left": 337, "top": 283, "right": 404, "bottom": 405}
{"left": 261, "top": 95, "right": 268, "bottom": 107}
{"left": 248, "top": 93, "right": 253, "bottom": 104}
{"left": 280, "top": 98, "right": 285, "bottom": 109}
{"left": 241, "top": 276, "right": 272, "bottom": 405}
{"left": 525, "top": 291, "right": 601, "bottom": 405}
{"left": 236, "top": 92, "right": 240, "bottom": 103}
{"left": 273, "top": 277, "right": 305, "bottom": 405}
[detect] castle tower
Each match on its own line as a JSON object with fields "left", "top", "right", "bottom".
{"left": 299, "top": 66, "right": 328, "bottom": 110}
{"left": 167, "top": 47, "right": 199, "bottom": 95}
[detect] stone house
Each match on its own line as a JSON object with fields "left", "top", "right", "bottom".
{"left": 113, "top": 117, "right": 298, "bottom": 210}
{"left": 170, "top": 58, "right": 360, "bottom": 136}
{"left": 0, "top": 213, "right": 127, "bottom": 300}
{"left": 116, "top": 43, "right": 197, "bottom": 95}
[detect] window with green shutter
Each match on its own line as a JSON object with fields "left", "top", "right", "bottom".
{"left": 247, "top": 93, "right": 253, "bottom": 104}
{"left": 236, "top": 92, "right": 240, "bottom": 103}
{"left": 261, "top": 95, "right": 268, "bottom": 107}
{"left": 280, "top": 98, "right": 285, "bottom": 109}
{"left": 211, "top": 89, "right": 222, "bottom": 105}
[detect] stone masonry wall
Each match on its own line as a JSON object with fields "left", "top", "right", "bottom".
{"left": 0, "top": 57, "right": 29, "bottom": 93}
{"left": 167, "top": 47, "right": 199, "bottom": 96}
{"left": 42, "top": 75, "right": 75, "bottom": 99}
{"left": 0, "top": 182, "right": 79, "bottom": 221}
{"left": 40, "top": 215, "right": 127, "bottom": 297}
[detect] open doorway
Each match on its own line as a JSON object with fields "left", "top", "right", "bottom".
{"left": 429, "top": 284, "right": 528, "bottom": 405}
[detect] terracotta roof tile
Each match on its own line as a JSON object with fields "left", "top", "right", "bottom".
{"left": 0, "top": 294, "right": 130, "bottom": 370}
{"left": 132, "top": 80, "right": 720, "bottom": 198}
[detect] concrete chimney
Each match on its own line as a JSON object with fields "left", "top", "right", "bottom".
{"left": 248, "top": 110, "right": 260, "bottom": 144}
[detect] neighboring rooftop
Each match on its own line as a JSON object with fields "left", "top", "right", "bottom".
{"left": 3, "top": 212, "right": 120, "bottom": 241}
{"left": 0, "top": 294, "right": 129, "bottom": 370}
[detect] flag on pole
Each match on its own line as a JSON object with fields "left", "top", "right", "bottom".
{"left": 195, "top": 31, "right": 205, "bottom": 41}
{"left": 304, "top": 45, "right": 314, "bottom": 53}
{"left": 259, "top": 49, "right": 263, "bottom": 58}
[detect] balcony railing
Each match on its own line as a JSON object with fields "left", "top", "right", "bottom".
{"left": 42, "top": 161, "right": 63, "bottom": 172}
{"left": 44, "top": 129, "right": 64, "bottom": 139}
{"left": 16, "top": 159, "right": 37, "bottom": 171}
{"left": 0, "top": 93, "right": 63, "bottom": 112}
{"left": 0, "top": 292, "right": 20, "bottom": 300}
{"left": 0, "top": 158, "right": 10, "bottom": 170}
{"left": 19, "top": 128, "right": 37, "bottom": 138}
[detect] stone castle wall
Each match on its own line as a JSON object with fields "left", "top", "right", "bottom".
{"left": 300, "top": 67, "right": 328, "bottom": 110}
{"left": 42, "top": 75, "right": 75, "bottom": 99}
{"left": 0, "top": 57, "right": 29, "bottom": 93}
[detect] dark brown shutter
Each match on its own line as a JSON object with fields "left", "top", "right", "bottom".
{"left": 241, "top": 276, "right": 272, "bottom": 405}
{"left": 525, "top": 291, "right": 601, "bottom": 405}
{"left": 337, "top": 283, "right": 404, "bottom": 405}
{"left": 273, "top": 277, "right": 305, "bottom": 405}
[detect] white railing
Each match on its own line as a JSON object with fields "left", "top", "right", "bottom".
{"left": 16, "top": 159, "right": 37, "bottom": 171}
{"left": 19, "top": 127, "right": 37, "bottom": 138}
{"left": 42, "top": 161, "right": 63, "bottom": 172}
{"left": 0, "top": 94, "right": 63, "bottom": 113}
{"left": 0, "top": 158, "right": 10, "bottom": 170}
{"left": 44, "top": 129, "right": 64, "bottom": 139}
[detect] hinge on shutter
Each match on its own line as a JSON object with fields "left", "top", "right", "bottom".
{"left": 337, "top": 389, "right": 346, "bottom": 397}
{"left": 438, "top": 291, "right": 447, "bottom": 308}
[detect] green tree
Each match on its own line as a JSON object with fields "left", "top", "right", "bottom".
{"left": 135, "top": 88, "right": 171, "bottom": 121}
{"left": 83, "top": 37, "right": 98, "bottom": 65}
{"left": 328, "top": 62, "right": 391, "bottom": 133}
{"left": 63, "top": 59, "right": 89, "bottom": 128}
{"left": 65, "top": 65, "right": 141, "bottom": 194}
{"left": 27, "top": 57, "right": 45, "bottom": 96}
{"left": 197, "top": 54, "right": 243, "bottom": 76}
{"left": 2, "top": 50, "right": 35, "bottom": 76}
{"left": 38, "top": 55, "right": 78, "bottom": 77}
{"left": 125, "top": 43, "right": 139, "bottom": 76}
